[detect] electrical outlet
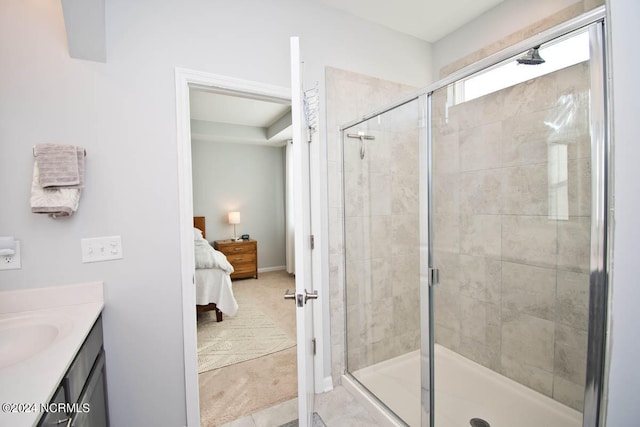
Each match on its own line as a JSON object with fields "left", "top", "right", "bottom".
{"left": 0, "top": 241, "right": 21, "bottom": 271}
{"left": 81, "top": 236, "right": 123, "bottom": 263}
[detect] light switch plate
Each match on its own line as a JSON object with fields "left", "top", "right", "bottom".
{"left": 81, "top": 236, "right": 123, "bottom": 263}
{"left": 0, "top": 240, "right": 21, "bottom": 271}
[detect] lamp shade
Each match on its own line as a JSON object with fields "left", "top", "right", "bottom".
{"left": 228, "top": 211, "right": 241, "bottom": 225}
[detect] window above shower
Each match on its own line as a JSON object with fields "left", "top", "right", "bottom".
{"left": 452, "top": 29, "right": 590, "bottom": 104}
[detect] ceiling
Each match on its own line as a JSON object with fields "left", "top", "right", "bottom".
{"left": 190, "top": 0, "right": 506, "bottom": 146}
{"left": 317, "top": 0, "right": 505, "bottom": 43}
{"left": 190, "top": 90, "right": 292, "bottom": 147}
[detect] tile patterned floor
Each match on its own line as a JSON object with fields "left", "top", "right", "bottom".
{"left": 220, "top": 385, "right": 384, "bottom": 427}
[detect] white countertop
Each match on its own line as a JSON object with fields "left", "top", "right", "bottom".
{"left": 0, "top": 282, "right": 103, "bottom": 427}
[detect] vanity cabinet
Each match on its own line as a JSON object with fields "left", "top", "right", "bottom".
{"left": 38, "top": 316, "right": 108, "bottom": 427}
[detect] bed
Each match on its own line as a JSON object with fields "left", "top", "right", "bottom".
{"left": 193, "top": 216, "right": 238, "bottom": 322}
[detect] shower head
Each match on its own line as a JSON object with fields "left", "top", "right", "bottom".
{"left": 517, "top": 46, "right": 545, "bottom": 65}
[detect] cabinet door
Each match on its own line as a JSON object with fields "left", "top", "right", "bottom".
{"left": 72, "top": 351, "right": 108, "bottom": 427}
{"left": 37, "top": 386, "right": 68, "bottom": 427}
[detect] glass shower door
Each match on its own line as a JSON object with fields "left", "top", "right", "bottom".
{"left": 343, "top": 98, "right": 429, "bottom": 426}
{"left": 430, "top": 27, "right": 599, "bottom": 427}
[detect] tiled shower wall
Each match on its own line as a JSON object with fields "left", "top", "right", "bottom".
{"left": 431, "top": 61, "right": 591, "bottom": 411}
{"left": 325, "top": 67, "right": 417, "bottom": 385}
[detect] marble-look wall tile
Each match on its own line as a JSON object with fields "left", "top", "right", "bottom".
{"left": 459, "top": 295, "right": 487, "bottom": 342}
{"left": 460, "top": 214, "right": 501, "bottom": 258}
{"left": 391, "top": 214, "right": 420, "bottom": 257}
{"left": 556, "top": 270, "right": 589, "bottom": 330}
{"left": 432, "top": 133, "right": 459, "bottom": 175}
{"left": 502, "top": 215, "right": 557, "bottom": 268}
{"left": 502, "top": 311, "right": 555, "bottom": 372}
{"left": 344, "top": 216, "right": 369, "bottom": 262}
{"left": 391, "top": 253, "right": 420, "bottom": 296}
{"left": 553, "top": 376, "right": 585, "bottom": 411}
{"left": 391, "top": 131, "right": 420, "bottom": 177}
{"left": 459, "top": 122, "right": 502, "bottom": 172}
{"left": 434, "top": 287, "right": 461, "bottom": 336}
{"left": 554, "top": 324, "right": 588, "bottom": 386}
{"left": 567, "top": 157, "right": 591, "bottom": 217}
{"left": 458, "top": 255, "right": 500, "bottom": 303}
{"left": 501, "top": 262, "right": 556, "bottom": 321}
{"left": 454, "top": 92, "right": 505, "bottom": 130}
{"left": 392, "top": 173, "right": 420, "bottom": 215}
{"left": 433, "top": 213, "right": 459, "bottom": 253}
{"left": 435, "top": 323, "right": 461, "bottom": 351}
{"left": 393, "top": 294, "right": 420, "bottom": 336}
{"left": 459, "top": 169, "right": 501, "bottom": 215}
{"left": 502, "top": 109, "right": 555, "bottom": 167}
{"left": 502, "top": 72, "right": 558, "bottom": 118}
{"left": 369, "top": 216, "right": 392, "bottom": 260}
{"left": 343, "top": 171, "right": 367, "bottom": 218}
{"left": 369, "top": 173, "right": 392, "bottom": 215}
{"left": 502, "top": 163, "right": 549, "bottom": 215}
{"left": 433, "top": 173, "right": 460, "bottom": 215}
{"left": 557, "top": 217, "right": 591, "bottom": 273}
{"left": 501, "top": 355, "right": 554, "bottom": 396}
{"left": 328, "top": 207, "right": 344, "bottom": 255}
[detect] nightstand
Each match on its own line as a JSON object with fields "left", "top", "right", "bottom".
{"left": 213, "top": 239, "right": 258, "bottom": 280}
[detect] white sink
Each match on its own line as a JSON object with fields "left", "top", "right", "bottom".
{"left": 0, "top": 315, "right": 72, "bottom": 369}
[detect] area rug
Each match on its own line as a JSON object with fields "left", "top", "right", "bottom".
{"left": 197, "top": 302, "right": 296, "bottom": 373}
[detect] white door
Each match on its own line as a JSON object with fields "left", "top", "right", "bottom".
{"left": 289, "top": 36, "right": 316, "bottom": 426}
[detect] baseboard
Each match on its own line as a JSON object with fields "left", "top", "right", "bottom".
{"left": 258, "top": 265, "right": 286, "bottom": 273}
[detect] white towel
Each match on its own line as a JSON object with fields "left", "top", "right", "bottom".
{"left": 34, "top": 143, "right": 85, "bottom": 189}
{"left": 30, "top": 160, "right": 81, "bottom": 217}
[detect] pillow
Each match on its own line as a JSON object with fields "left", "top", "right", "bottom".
{"left": 193, "top": 227, "right": 203, "bottom": 240}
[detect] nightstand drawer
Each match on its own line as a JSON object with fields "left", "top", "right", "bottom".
{"left": 227, "top": 252, "right": 256, "bottom": 264}
{"left": 232, "top": 263, "right": 256, "bottom": 276}
{"left": 214, "top": 240, "right": 256, "bottom": 254}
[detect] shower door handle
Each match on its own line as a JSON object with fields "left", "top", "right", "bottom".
{"left": 429, "top": 268, "right": 440, "bottom": 287}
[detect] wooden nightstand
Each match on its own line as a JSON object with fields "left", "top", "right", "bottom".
{"left": 213, "top": 239, "right": 258, "bottom": 280}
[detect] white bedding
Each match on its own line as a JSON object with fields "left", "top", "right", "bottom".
{"left": 194, "top": 228, "right": 238, "bottom": 317}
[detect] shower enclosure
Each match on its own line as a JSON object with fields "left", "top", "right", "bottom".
{"left": 342, "top": 8, "right": 608, "bottom": 427}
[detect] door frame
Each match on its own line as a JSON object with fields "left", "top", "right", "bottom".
{"left": 174, "top": 68, "right": 323, "bottom": 426}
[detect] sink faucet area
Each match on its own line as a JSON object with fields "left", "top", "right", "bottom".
{"left": 0, "top": 282, "right": 103, "bottom": 427}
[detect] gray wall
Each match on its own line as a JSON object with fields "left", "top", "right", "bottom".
{"left": 192, "top": 141, "right": 286, "bottom": 270}
{"left": 0, "top": 1, "right": 431, "bottom": 426}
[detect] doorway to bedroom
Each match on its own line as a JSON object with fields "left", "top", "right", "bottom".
{"left": 188, "top": 85, "right": 299, "bottom": 425}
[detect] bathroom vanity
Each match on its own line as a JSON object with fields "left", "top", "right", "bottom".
{"left": 0, "top": 282, "right": 107, "bottom": 427}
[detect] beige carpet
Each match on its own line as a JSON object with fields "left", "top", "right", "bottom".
{"left": 198, "top": 270, "right": 298, "bottom": 426}
{"left": 197, "top": 301, "right": 295, "bottom": 373}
